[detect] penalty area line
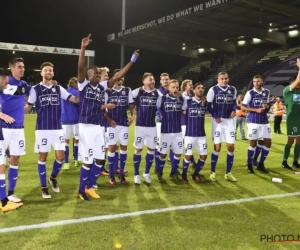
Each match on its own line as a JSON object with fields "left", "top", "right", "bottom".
{"left": 1, "top": 191, "right": 300, "bottom": 234}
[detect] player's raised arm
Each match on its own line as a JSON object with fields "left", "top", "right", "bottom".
{"left": 290, "top": 58, "right": 300, "bottom": 91}
{"left": 107, "top": 50, "right": 140, "bottom": 88}
{"left": 78, "top": 34, "right": 92, "bottom": 83}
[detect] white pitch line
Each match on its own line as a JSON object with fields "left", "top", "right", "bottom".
{"left": 1, "top": 191, "right": 300, "bottom": 234}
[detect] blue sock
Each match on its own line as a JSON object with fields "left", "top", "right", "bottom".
{"left": 133, "top": 152, "right": 141, "bottom": 175}
{"left": 171, "top": 156, "right": 180, "bottom": 174}
{"left": 259, "top": 146, "right": 270, "bottom": 164}
{"left": 170, "top": 149, "right": 174, "bottom": 164}
{"left": 253, "top": 145, "right": 263, "bottom": 161}
{"left": 0, "top": 174, "right": 7, "bottom": 200}
{"left": 158, "top": 156, "right": 166, "bottom": 174}
{"left": 226, "top": 152, "right": 234, "bottom": 174}
{"left": 190, "top": 155, "right": 195, "bottom": 164}
{"left": 65, "top": 144, "right": 69, "bottom": 163}
{"left": 74, "top": 143, "right": 79, "bottom": 161}
{"left": 8, "top": 165, "right": 18, "bottom": 193}
{"left": 193, "top": 159, "right": 205, "bottom": 175}
{"left": 38, "top": 161, "right": 47, "bottom": 187}
{"left": 108, "top": 152, "right": 115, "bottom": 176}
{"left": 79, "top": 166, "right": 90, "bottom": 192}
{"left": 51, "top": 160, "right": 63, "bottom": 178}
{"left": 87, "top": 163, "right": 102, "bottom": 189}
{"left": 119, "top": 151, "right": 127, "bottom": 176}
{"left": 247, "top": 146, "right": 255, "bottom": 165}
{"left": 145, "top": 151, "right": 154, "bottom": 174}
{"left": 114, "top": 151, "right": 119, "bottom": 171}
{"left": 182, "top": 159, "right": 190, "bottom": 176}
{"left": 211, "top": 151, "right": 219, "bottom": 172}
{"left": 155, "top": 147, "right": 160, "bottom": 171}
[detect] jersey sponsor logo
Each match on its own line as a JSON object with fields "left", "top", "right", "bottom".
{"left": 216, "top": 94, "right": 233, "bottom": 104}
{"left": 140, "top": 96, "right": 157, "bottom": 107}
{"left": 85, "top": 86, "right": 105, "bottom": 102}
{"left": 164, "top": 101, "right": 182, "bottom": 112}
{"left": 293, "top": 94, "right": 300, "bottom": 103}
{"left": 39, "top": 94, "right": 60, "bottom": 106}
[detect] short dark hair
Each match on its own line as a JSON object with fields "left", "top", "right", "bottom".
{"left": 8, "top": 58, "right": 24, "bottom": 67}
{"left": 193, "top": 82, "right": 203, "bottom": 89}
{"left": 113, "top": 69, "right": 120, "bottom": 76}
{"left": 289, "top": 76, "right": 296, "bottom": 84}
{"left": 40, "top": 62, "right": 54, "bottom": 70}
{"left": 0, "top": 68, "right": 8, "bottom": 77}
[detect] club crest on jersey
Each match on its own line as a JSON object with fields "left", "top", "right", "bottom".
{"left": 122, "top": 91, "right": 125, "bottom": 95}
{"left": 52, "top": 88, "right": 56, "bottom": 92}
{"left": 263, "top": 93, "right": 266, "bottom": 96}
{"left": 97, "top": 88, "right": 100, "bottom": 92}
{"left": 228, "top": 90, "right": 231, "bottom": 94}
{"left": 22, "top": 87, "right": 25, "bottom": 93}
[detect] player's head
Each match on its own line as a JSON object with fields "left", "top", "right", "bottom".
{"left": 181, "top": 79, "right": 193, "bottom": 93}
{"left": 168, "top": 79, "right": 179, "bottom": 96}
{"left": 99, "top": 67, "right": 109, "bottom": 81}
{"left": 40, "top": 62, "right": 54, "bottom": 81}
{"left": 217, "top": 72, "right": 229, "bottom": 86}
{"left": 68, "top": 77, "right": 78, "bottom": 90}
{"left": 160, "top": 73, "right": 170, "bottom": 89}
{"left": 289, "top": 76, "right": 299, "bottom": 88}
{"left": 193, "top": 83, "right": 204, "bottom": 98}
{"left": 253, "top": 75, "right": 264, "bottom": 90}
{"left": 87, "top": 65, "right": 101, "bottom": 84}
{"left": 0, "top": 68, "right": 9, "bottom": 91}
{"left": 113, "top": 69, "right": 124, "bottom": 87}
{"left": 9, "top": 57, "right": 25, "bottom": 79}
{"left": 237, "top": 94, "right": 243, "bottom": 102}
{"left": 142, "top": 73, "right": 155, "bottom": 89}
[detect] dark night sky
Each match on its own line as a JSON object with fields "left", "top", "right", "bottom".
{"left": 1, "top": 0, "right": 202, "bottom": 79}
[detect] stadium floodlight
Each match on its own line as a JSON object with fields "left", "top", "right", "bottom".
{"left": 224, "top": 38, "right": 229, "bottom": 41}
{"left": 182, "top": 46, "right": 186, "bottom": 50}
{"left": 288, "top": 30, "right": 299, "bottom": 37}
{"left": 210, "top": 48, "right": 216, "bottom": 51}
{"left": 253, "top": 38, "right": 261, "bottom": 44}
{"left": 238, "top": 40, "right": 246, "bottom": 46}
{"left": 198, "top": 48, "right": 204, "bottom": 53}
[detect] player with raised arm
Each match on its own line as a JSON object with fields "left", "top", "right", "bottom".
{"left": 241, "top": 75, "right": 274, "bottom": 174}
{"left": 282, "top": 59, "right": 300, "bottom": 169}
{"left": 181, "top": 83, "right": 207, "bottom": 183}
{"left": 132, "top": 73, "right": 162, "bottom": 184}
{"left": 24, "top": 62, "right": 79, "bottom": 198}
{"left": 77, "top": 34, "right": 138, "bottom": 200}
{"left": 61, "top": 77, "right": 80, "bottom": 170}
{"left": 206, "top": 72, "right": 237, "bottom": 182}
{"left": 0, "top": 68, "right": 23, "bottom": 212}
{"left": 0, "top": 58, "right": 31, "bottom": 203}
{"left": 156, "top": 79, "right": 183, "bottom": 181}
{"left": 105, "top": 69, "right": 135, "bottom": 184}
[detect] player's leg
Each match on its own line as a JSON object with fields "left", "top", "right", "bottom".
{"left": 192, "top": 136, "right": 207, "bottom": 182}
{"left": 133, "top": 126, "right": 146, "bottom": 184}
{"left": 117, "top": 126, "right": 129, "bottom": 183}
{"left": 234, "top": 116, "right": 238, "bottom": 140}
{"left": 49, "top": 130, "right": 65, "bottom": 193}
{"left": 7, "top": 129, "right": 25, "bottom": 202}
{"left": 107, "top": 127, "right": 118, "bottom": 185}
{"left": 257, "top": 125, "right": 272, "bottom": 173}
{"left": 293, "top": 136, "right": 300, "bottom": 168}
{"left": 246, "top": 123, "right": 258, "bottom": 173}
{"left": 62, "top": 124, "right": 71, "bottom": 170}
{"left": 155, "top": 122, "right": 161, "bottom": 173}
{"left": 100, "top": 129, "right": 109, "bottom": 176}
{"left": 210, "top": 119, "right": 222, "bottom": 181}
{"left": 35, "top": 130, "right": 51, "bottom": 199}
{"left": 0, "top": 140, "right": 23, "bottom": 212}
{"left": 278, "top": 116, "right": 283, "bottom": 134}
{"left": 182, "top": 125, "right": 195, "bottom": 168}
{"left": 143, "top": 127, "right": 157, "bottom": 184}
{"left": 73, "top": 124, "right": 80, "bottom": 167}
{"left": 240, "top": 117, "right": 246, "bottom": 140}
{"left": 169, "top": 133, "right": 183, "bottom": 180}
{"left": 156, "top": 133, "right": 170, "bottom": 182}
{"left": 182, "top": 136, "right": 194, "bottom": 182}
{"left": 282, "top": 135, "right": 295, "bottom": 169}
{"left": 224, "top": 119, "right": 237, "bottom": 181}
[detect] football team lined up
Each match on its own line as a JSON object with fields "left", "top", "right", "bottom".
{"left": 0, "top": 35, "right": 299, "bottom": 212}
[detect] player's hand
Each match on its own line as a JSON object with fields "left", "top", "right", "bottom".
{"left": 110, "top": 119, "right": 117, "bottom": 128}
{"left": 262, "top": 104, "right": 269, "bottom": 109}
{"left": 106, "top": 103, "right": 115, "bottom": 109}
{"left": 127, "top": 116, "right": 134, "bottom": 126}
{"left": 182, "top": 111, "right": 186, "bottom": 115}
{"left": 230, "top": 111, "right": 236, "bottom": 119}
{"left": 215, "top": 117, "right": 221, "bottom": 123}
{"left": 81, "top": 34, "right": 92, "bottom": 48}
{"left": 269, "top": 96, "right": 276, "bottom": 102}
{"left": 297, "top": 58, "right": 300, "bottom": 69}
{"left": 1, "top": 114, "right": 15, "bottom": 124}
{"left": 256, "top": 108, "right": 265, "bottom": 113}
{"left": 131, "top": 49, "right": 140, "bottom": 62}
{"left": 52, "top": 80, "right": 58, "bottom": 86}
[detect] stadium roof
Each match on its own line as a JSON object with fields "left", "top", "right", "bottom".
{"left": 107, "top": 0, "right": 300, "bottom": 58}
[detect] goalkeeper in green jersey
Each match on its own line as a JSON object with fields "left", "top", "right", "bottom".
{"left": 282, "top": 58, "right": 300, "bottom": 169}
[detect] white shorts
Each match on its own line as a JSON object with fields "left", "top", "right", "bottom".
{"left": 3, "top": 128, "right": 26, "bottom": 156}
{"left": 107, "top": 126, "right": 129, "bottom": 146}
{"left": 34, "top": 130, "right": 65, "bottom": 153}
{"left": 181, "top": 125, "right": 186, "bottom": 140}
{"left": 62, "top": 124, "right": 79, "bottom": 140}
{"left": 184, "top": 136, "right": 208, "bottom": 155}
{"left": 212, "top": 118, "right": 235, "bottom": 144}
{"left": 247, "top": 123, "right": 272, "bottom": 140}
{"left": 104, "top": 129, "right": 109, "bottom": 149}
{"left": 133, "top": 126, "right": 157, "bottom": 149}
{"left": 79, "top": 123, "right": 105, "bottom": 164}
{"left": 160, "top": 133, "right": 183, "bottom": 155}
{"left": 0, "top": 140, "right": 5, "bottom": 165}
{"left": 156, "top": 122, "right": 161, "bottom": 143}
